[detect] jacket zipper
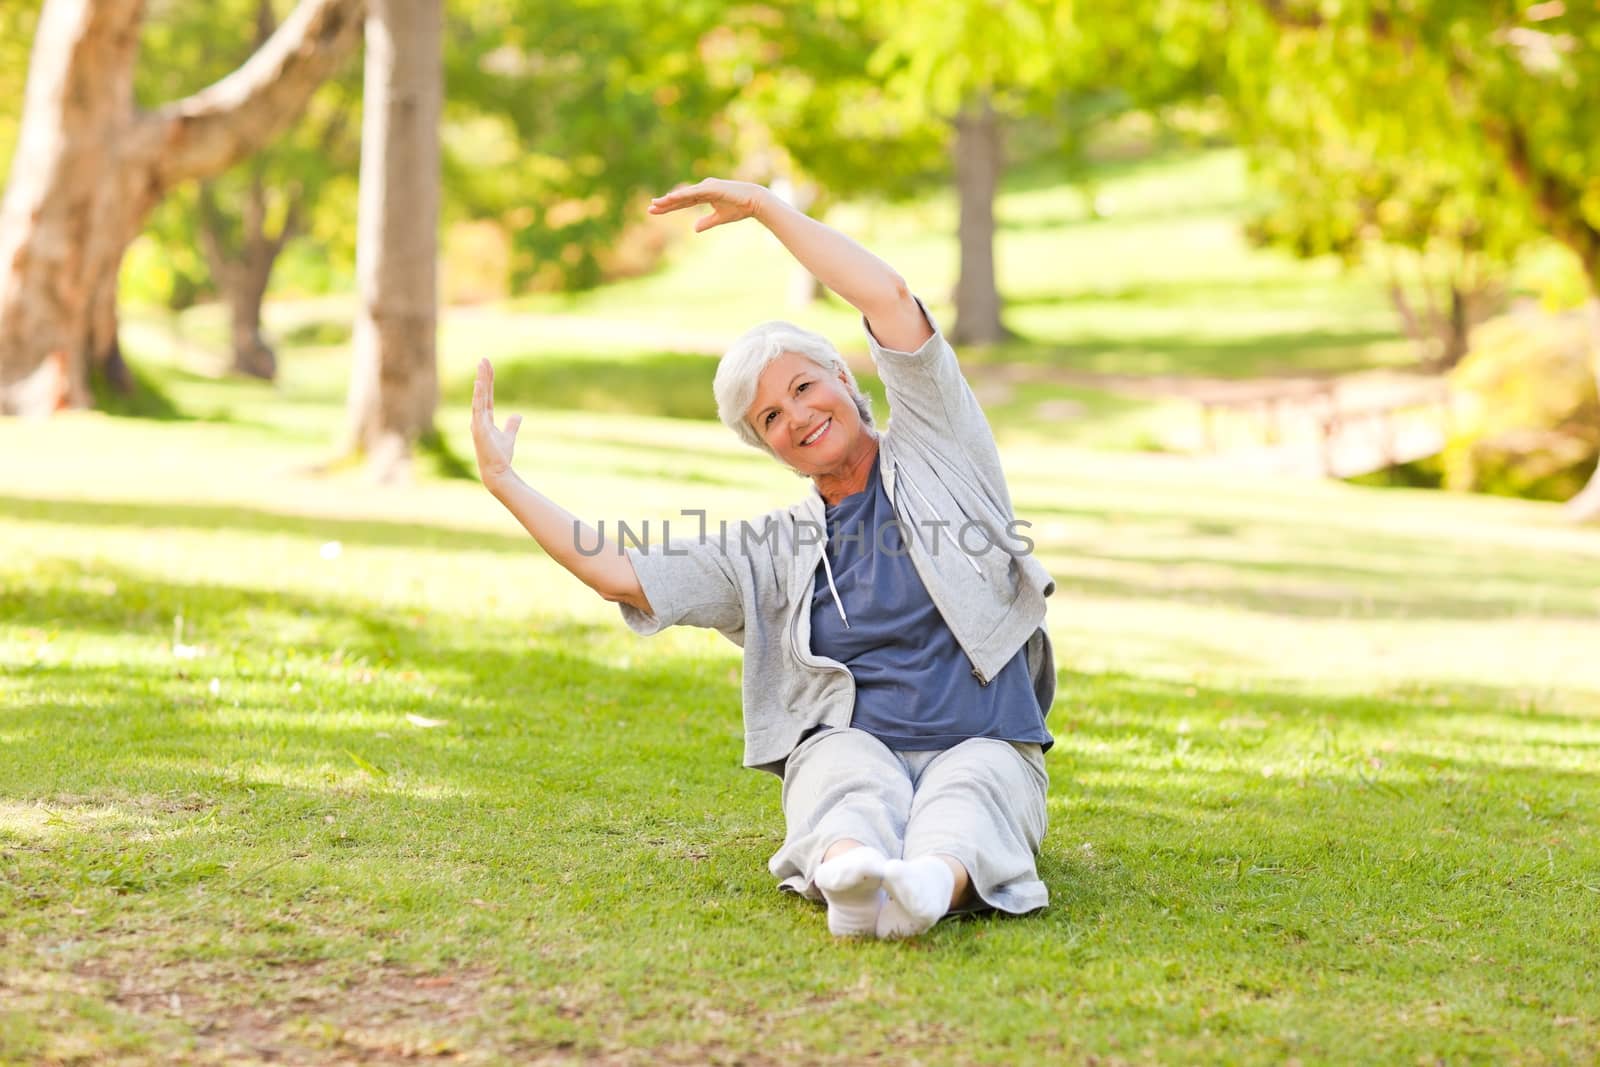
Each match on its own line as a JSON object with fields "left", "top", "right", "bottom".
{"left": 885, "top": 459, "right": 992, "bottom": 685}
{"left": 788, "top": 529, "right": 854, "bottom": 679}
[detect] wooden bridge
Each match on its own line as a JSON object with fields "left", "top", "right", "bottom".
{"left": 1191, "top": 374, "right": 1453, "bottom": 479}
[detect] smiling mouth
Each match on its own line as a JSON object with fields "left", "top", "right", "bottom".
{"left": 800, "top": 418, "right": 831, "bottom": 446}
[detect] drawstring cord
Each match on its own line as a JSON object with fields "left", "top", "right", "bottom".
{"left": 899, "top": 471, "right": 985, "bottom": 578}
{"left": 818, "top": 544, "right": 850, "bottom": 629}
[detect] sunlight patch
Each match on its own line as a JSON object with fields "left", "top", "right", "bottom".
{"left": 0, "top": 799, "right": 155, "bottom": 844}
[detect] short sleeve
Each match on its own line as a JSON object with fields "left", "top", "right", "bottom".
{"left": 861, "top": 297, "right": 1013, "bottom": 512}
{"left": 618, "top": 539, "right": 746, "bottom": 645}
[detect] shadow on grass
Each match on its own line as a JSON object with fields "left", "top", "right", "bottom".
{"left": 960, "top": 328, "right": 1403, "bottom": 378}
{"left": 1018, "top": 498, "right": 1600, "bottom": 622}
{"left": 10, "top": 481, "right": 1600, "bottom": 628}
{"left": 0, "top": 495, "right": 534, "bottom": 556}
{"left": 5, "top": 562, "right": 1600, "bottom": 1058}
{"left": 89, "top": 358, "right": 191, "bottom": 422}
{"left": 999, "top": 146, "right": 1240, "bottom": 207}
{"left": 1000, "top": 275, "right": 1376, "bottom": 311}
{"left": 1051, "top": 563, "right": 1597, "bottom": 624}
{"left": 442, "top": 351, "right": 890, "bottom": 428}
{"left": 443, "top": 352, "right": 721, "bottom": 421}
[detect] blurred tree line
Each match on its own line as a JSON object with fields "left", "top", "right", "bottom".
{"left": 1226, "top": 0, "right": 1600, "bottom": 513}
{"left": 0, "top": 0, "right": 1596, "bottom": 502}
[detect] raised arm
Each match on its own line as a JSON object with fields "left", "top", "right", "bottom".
{"left": 470, "top": 359, "right": 651, "bottom": 614}
{"left": 649, "top": 179, "right": 933, "bottom": 353}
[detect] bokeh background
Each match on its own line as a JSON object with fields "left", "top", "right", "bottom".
{"left": 3, "top": 2, "right": 1599, "bottom": 1063}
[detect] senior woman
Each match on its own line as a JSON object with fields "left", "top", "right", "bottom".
{"left": 470, "top": 178, "right": 1056, "bottom": 939}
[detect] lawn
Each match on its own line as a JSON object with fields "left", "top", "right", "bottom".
{"left": 4, "top": 147, "right": 1599, "bottom": 1063}
{"left": 4, "top": 394, "right": 1600, "bottom": 1063}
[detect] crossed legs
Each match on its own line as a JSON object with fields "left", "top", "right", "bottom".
{"left": 769, "top": 728, "right": 1049, "bottom": 939}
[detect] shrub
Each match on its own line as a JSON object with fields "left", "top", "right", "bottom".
{"left": 1440, "top": 307, "right": 1600, "bottom": 502}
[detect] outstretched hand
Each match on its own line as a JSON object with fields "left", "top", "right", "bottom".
{"left": 471, "top": 358, "right": 522, "bottom": 487}
{"left": 648, "top": 178, "right": 771, "bottom": 233}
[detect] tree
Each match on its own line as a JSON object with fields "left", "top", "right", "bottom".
{"left": 863, "top": 0, "right": 1079, "bottom": 344}
{"left": 753, "top": 0, "right": 1215, "bottom": 344}
{"left": 338, "top": 0, "right": 731, "bottom": 478}
{"left": 0, "top": 0, "right": 364, "bottom": 415}
{"left": 133, "top": 0, "right": 360, "bottom": 381}
{"left": 1236, "top": 0, "right": 1600, "bottom": 515}
{"left": 439, "top": 0, "right": 730, "bottom": 292}
{"left": 342, "top": 0, "right": 440, "bottom": 481}
{"left": 1243, "top": 125, "right": 1530, "bottom": 370}
{"left": 703, "top": 2, "right": 944, "bottom": 306}
{"left": 157, "top": 0, "right": 359, "bottom": 380}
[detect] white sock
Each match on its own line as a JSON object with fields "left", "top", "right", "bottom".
{"left": 876, "top": 856, "right": 955, "bottom": 939}
{"left": 814, "top": 846, "right": 888, "bottom": 937}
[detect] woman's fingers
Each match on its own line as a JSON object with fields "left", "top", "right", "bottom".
{"left": 649, "top": 179, "right": 721, "bottom": 214}
{"left": 505, "top": 414, "right": 523, "bottom": 439}
{"left": 472, "top": 360, "right": 499, "bottom": 438}
{"left": 649, "top": 193, "right": 702, "bottom": 214}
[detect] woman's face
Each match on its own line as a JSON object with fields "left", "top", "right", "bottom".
{"left": 746, "top": 351, "right": 865, "bottom": 475}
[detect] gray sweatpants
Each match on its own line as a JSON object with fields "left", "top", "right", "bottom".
{"left": 768, "top": 728, "right": 1050, "bottom": 916}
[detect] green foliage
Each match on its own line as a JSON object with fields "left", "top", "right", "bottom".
{"left": 113, "top": 0, "right": 730, "bottom": 304}
{"left": 0, "top": 0, "right": 37, "bottom": 177}
{"left": 1441, "top": 308, "right": 1600, "bottom": 501}
{"left": 1228, "top": 0, "right": 1600, "bottom": 301}
{"left": 443, "top": 0, "right": 733, "bottom": 291}
{"left": 121, "top": 225, "right": 212, "bottom": 311}
{"left": 86, "top": 355, "right": 184, "bottom": 421}
{"left": 711, "top": 1, "right": 947, "bottom": 200}
{"left": 126, "top": 0, "right": 360, "bottom": 311}
{"left": 868, "top": 0, "right": 1081, "bottom": 116}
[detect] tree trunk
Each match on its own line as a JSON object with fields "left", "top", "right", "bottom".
{"left": 0, "top": 0, "right": 143, "bottom": 414}
{"left": 1437, "top": 285, "right": 1471, "bottom": 371}
{"left": 772, "top": 175, "right": 824, "bottom": 308}
{"left": 343, "top": 0, "right": 441, "bottom": 482}
{"left": 950, "top": 98, "right": 1010, "bottom": 346}
{"left": 0, "top": 0, "right": 364, "bottom": 416}
{"left": 227, "top": 259, "right": 279, "bottom": 381}
{"left": 197, "top": 171, "right": 299, "bottom": 381}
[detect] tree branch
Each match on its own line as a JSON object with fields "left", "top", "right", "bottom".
{"left": 1488, "top": 118, "right": 1600, "bottom": 289}
{"left": 132, "top": 0, "right": 365, "bottom": 193}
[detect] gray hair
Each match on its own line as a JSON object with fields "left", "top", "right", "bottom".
{"left": 713, "top": 320, "right": 875, "bottom": 454}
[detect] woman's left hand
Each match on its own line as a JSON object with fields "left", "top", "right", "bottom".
{"left": 648, "top": 178, "right": 772, "bottom": 232}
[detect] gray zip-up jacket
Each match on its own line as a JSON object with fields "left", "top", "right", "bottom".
{"left": 619, "top": 302, "right": 1056, "bottom": 774}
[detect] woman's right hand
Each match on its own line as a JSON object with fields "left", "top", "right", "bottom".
{"left": 471, "top": 358, "right": 522, "bottom": 489}
{"left": 648, "top": 178, "right": 773, "bottom": 232}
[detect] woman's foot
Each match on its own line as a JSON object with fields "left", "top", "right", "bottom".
{"left": 814, "top": 846, "right": 888, "bottom": 937}
{"left": 876, "top": 856, "right": 957, "bottom": 939}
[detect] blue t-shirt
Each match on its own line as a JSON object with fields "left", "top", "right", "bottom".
{"left": 809, "top": 459, "right": 1052, "bottom": 752}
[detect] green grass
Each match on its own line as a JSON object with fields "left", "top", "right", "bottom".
{"left": 4, "top": 399, "right": 1600, "bottom": 1063}
{"left": 4, "top": 146, "right": 1598, "bottom": 1062}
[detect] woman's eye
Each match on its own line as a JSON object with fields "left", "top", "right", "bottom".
{"left": 764, "top": 412, "right": 776, "bottom": 427}
{"left": 796, "top": 382, "right": 810, "bottom": 393}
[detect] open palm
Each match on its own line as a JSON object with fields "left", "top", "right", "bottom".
{"left": 470, "top": 358, "right": 522, "bottom": 484}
